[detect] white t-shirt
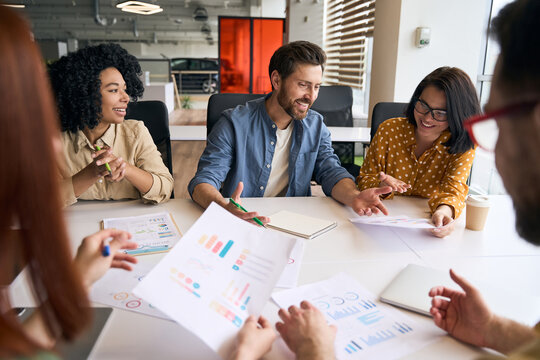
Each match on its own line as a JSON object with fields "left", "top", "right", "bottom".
{"left": 264, "top": 123, "right": 294, "bottom": 197}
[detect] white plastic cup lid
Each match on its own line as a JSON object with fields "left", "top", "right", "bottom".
{"left": 466, "top": 194, "right": 491, "bottom": 207}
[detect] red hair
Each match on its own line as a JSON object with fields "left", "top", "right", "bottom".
{"left": 0, "top": 7, "right": 91, "bottom": 356}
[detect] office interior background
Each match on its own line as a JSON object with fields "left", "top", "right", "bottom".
{"left": 7, "top": 0, "right": 512, "bottom": 196}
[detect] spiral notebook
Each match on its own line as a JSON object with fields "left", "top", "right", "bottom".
{"left": 267, "top": 210, "right": 337, "bottom": 239}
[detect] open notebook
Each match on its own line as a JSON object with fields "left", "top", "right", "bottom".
{"left": 267, "top": 210, "right": 337, "bottom": 239}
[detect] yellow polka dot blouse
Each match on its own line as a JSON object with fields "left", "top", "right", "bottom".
{"left": 357, "top": 117, "right": 475, "bottom": 218}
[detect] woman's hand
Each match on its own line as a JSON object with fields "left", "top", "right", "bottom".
{"left": 378, "top": 172, "right": 411, "bottom": 194}
{"left": 431, "top": 205, "right": 455, "bottom": 238}
{"left": 74, "top": 229, "right": 138, "bottom": 289}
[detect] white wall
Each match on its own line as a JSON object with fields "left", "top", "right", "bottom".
{"left": 119, "top": 42, "right": 217, "bottom": 59}
{"left": 258, "top": 0, "right": 286, "bottom": 18}
{"left": 287, "top": 0, "right": 324, "bottom": 47}
{"left": 369, "top": 0, "right": 490, "bottom": 119}
{"left": 394, "top": 0, "right": 488, "bottom": 102}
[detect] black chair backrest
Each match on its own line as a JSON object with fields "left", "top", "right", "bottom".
{"left": 126, "top": 100, "right": 173, "bottom": 178}
{"left": 206, "top": 93, "right": 264, "bottom": 136}
{"left": 311, "top": 85, "right": 353, "bottom": 127}
{"left": 370, "top": 102, "right": 408, "bottom": 142}
{"left": 311, "top": 85, "right": 359, "bottom": 177}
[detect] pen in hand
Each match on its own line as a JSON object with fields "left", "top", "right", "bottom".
{"left": 94, "top": 145, "right": 112, "bottom": 173}
{"left": 101, "top": 238, "right": 111, "bottom": 257}
{"left": 229, "top": 198, "right": 266, "bottom": 228}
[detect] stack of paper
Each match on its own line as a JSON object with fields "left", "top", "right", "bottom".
{"left": 268, "top": 210, "right": 337, "bottom": 239}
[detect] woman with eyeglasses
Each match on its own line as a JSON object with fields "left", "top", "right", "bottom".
{"left": 358, "top": 67, "right": 479, "bottom": 237}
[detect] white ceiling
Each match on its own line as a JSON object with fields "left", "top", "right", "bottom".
{"left": 12, "top": 0, "right": 257, "bottom": 44}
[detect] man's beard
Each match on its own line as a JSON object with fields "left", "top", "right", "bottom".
{"left": 277, "top": 88, "right": 311, "bottom": 120}
{"left": 514, "top": 202, "right": 540, "bottom": 245}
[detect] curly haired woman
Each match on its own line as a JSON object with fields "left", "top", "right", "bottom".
{"left": 48, "top": 43, "right": 173, "bottom": 206}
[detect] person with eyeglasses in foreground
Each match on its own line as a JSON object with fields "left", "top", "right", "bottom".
{"left": 428, "top": 0, "right": 540, "bottom": 358}
{"left": 358, "top": 66, "right": 480, "bottom": 238}
{"left": 231, "top": 0, "right": 540, "bottom": 359}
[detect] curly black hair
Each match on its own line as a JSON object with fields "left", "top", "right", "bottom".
{"left": 48, "top": 43, "right": 144, "bottom": 133}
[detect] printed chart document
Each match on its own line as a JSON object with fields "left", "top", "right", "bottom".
{"left": 350, "top": 215, "right": 434, "bottom": 229}
{"left": 272, "top": 273, "right": 440, "bottom": 360}
{"left": 268, "top": 210, "right": 337, "bottom": 239}
{"left": 101, "top": 212, "right": 182, "bottom": 255}
{"left": 90, "top": 262, "right": 169, "bottom": 320}
{"left": 133, "top": 202, "right": 295, "bottom": 356}
{"left": 276, "top": 238, "right": 304, "bottom": 288}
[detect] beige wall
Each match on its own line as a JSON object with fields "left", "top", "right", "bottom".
{"left": 287, "top": 0, "right": 325, "bottom": 47}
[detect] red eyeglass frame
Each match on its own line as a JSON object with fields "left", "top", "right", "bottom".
{"left": 464, "top": 100, "right": 539, "bottom": 151}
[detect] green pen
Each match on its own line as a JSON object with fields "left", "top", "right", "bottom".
{"left": 94, "top": 145, "right": 112, "bottom": 173}
{"left": 229, "top": 198, "right": 266, "bottom": 228}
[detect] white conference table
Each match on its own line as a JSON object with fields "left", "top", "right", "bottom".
{"left": 169, "top": 125, "right": 371, "bottom": 143}
{"left": 10, "top": 195, "right": 540, "bottom": 359}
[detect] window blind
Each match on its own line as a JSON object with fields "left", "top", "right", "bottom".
{"left": 324, "top": 0, "right": 375, "bottom": 89}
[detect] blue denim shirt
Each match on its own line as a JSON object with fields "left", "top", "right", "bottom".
{"left": 188, "top": 94, "right": 353, "bottom": 198}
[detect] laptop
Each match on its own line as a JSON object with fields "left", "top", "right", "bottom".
{"left": 379, "top": 264, "right": 457, "bottom": 316}
{"left": 17, "top": 307, "right": 112, "bottom": 359}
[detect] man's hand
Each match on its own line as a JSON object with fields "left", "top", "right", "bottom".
{"left": 276, "top": 301, "right": 337, "bottom": 360}
{"left": 224, "top": 182, "right": 269, "bottom": 226}
{"left": 429, "top": 269, "right": 493, "bottom": 347}
{"left": 350, "top": 187, "right": 391, "bottom": 216}
{"left": 229, "top": 316, "right": 276, "bottom": 360}
{"left": 378, "top": 172, "right": 411, "bottom": 194}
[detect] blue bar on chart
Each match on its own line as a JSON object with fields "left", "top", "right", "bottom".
{"left": 219, "top": 240, "right": 234, "bottom": 258}
{"left": 393, "top": 322, "right": 413, "bottom": 333}
{"left": 357, "top": 310, "right": 384, "bottom": 325}
{"left": 360, "top": 329, "right": 396, "bottom": 346}
{"left": 359, "top": 299, "right": 377, "bottom": 309}
{"left": 327, "top": 305, "right": 362, "bottom": 320}
{"left": 344, "top": 340, "right": 363, "bottom": 354}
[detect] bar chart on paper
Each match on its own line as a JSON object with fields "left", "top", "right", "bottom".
{"left": 133, "top": 203, "right": 296, "bottom": 354}
{"left": 273, "top": 273, "right": 438, "bottom": 360}
{"left": 197, "top": 234, "right": 235, "bottom": 258}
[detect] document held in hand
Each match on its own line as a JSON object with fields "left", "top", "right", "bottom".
{"left": 133, "top": 202, "right": 295, "bottom": 358}
{"left": 267, "top": 210, "right": 337, "bottom": 239}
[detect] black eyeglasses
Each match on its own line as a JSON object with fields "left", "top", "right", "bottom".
{"left": 414, "top": 97, "right": 448, "bottom": 122}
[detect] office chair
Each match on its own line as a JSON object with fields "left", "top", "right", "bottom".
{"left": 311, "top": 85, "right": 359, "bottom": 177}
{"left": 206, "top": 93, "right": 264, "bottom": 136}
{"left": 126, "top": 100, "right": 174, "bottom": 198}
{"left": 370, "top": 102, "right": 408, "bottom": 142}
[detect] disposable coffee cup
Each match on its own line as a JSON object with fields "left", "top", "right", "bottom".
{"left": 465, "top": 195, "right": 491, "bottom": 231}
